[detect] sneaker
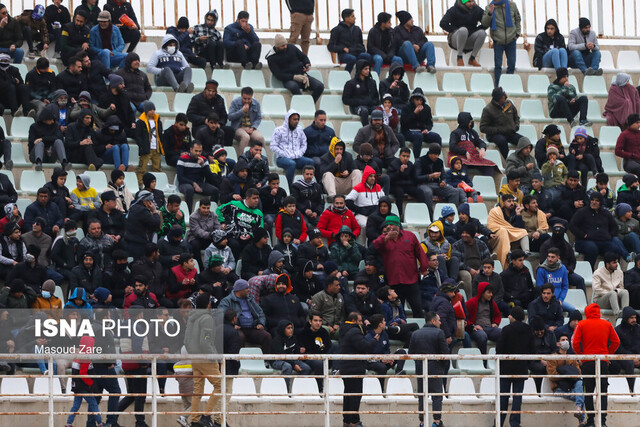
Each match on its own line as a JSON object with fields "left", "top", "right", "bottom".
{"left": 580, "top": 120, "right": 593, "bottom": 127}
{"left": 35, "top": 160, "right": 43, "bottom": 171}
{"left": 186, "top": 83, "right": 194, "bottom": 93}
{"left": 456, "top": 58, "right": 464, "bottom": 66}
{"left": 62, "top": 160, "right": 72, "bottom": 171}
{"left": 4, "top": 160, "right": 11, "bottom": 171}
{"left": 395, "top": 369, "right": 406, "bottom": 376}
{"left": 178, "top": 82, "right": 188, "bottom": 93}
{"left": 254, "top": 62, "right": 262, "bottom": 70}
{"left": 468, "top": 59, "right": 481, "bottom": 67}
{"left": 177, "top": 416, "right": 189, "bottom": 427}
{"left": 595, "top": 68, "right": 603, "bottom": 76}
{"left": 88, "top": 163, "right": 96, "bottom": 171}
{"left": 53, "top": 51, "right": 61, "bottom": 59}
{"left": 427, "top": 65, "right": 436, "bottom": 74}
{"left": 27, "top": 108, "right": 36, "bottom": 118}
{"left": 570, "top": 119, "right": 579, "bottom": 127}
{"left": 243, "top": 62, "right": 252, "bottom": 70}
{"left": 27, "top": 49, "right": 37, "bottom": 58}
{"left": 414, "top": 65, "right": 426, "bottom": 73}
{"left": 585, "top": 68, "right": 596, "bottom": 75}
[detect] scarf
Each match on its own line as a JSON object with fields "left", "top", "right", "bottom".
{"left": 491, "top": 0, "right": 513, "bottom": 31}
{"left": 541, "top": 259, "right": 562, "bottom": 272}
{"left": 388, "top": 298, "right": 402, "bottom": 319}
{"left": 99, "top": 25, "right": 113, "bottom": 50}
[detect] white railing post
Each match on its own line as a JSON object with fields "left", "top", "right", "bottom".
{"left": 48, "top": 356, "right": 54, "bottom": 426}
{"left": 495, "top": 357, "right": 501, "bottom": 427}
{"left": 221, "top": 357, "right": 227, "bottom": 427}
{"left": 151, "top": 356, "right": 158, "bottom": 427}
{"left": 595, "top": 356, "right": 602, "bottom": 427}
{"left": 423, "top": 355, "right": 429, "bottom": 424}
{"left": 323, "top": 356, "right": 330, "bottom": 427}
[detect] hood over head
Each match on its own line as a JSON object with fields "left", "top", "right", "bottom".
{"left": 409, "top": 87, "right": 427, "bottom": 104}
{"left": 515, "top": 137, "right": 533, "bottom": 155}
{"left": 477, "top": 281, "right": 491, "bottom": 297}
{"left": 281, "top": 109, "right": 300, "bottom": 128}
{"left": 68, "top": 287, "right": 89, "bottom": 303}
{"left": 585, "top": 303, "right": 601, "bottom": 319}
{"left": 125, "top": 52, "right": 140, "bottom": 69}
{"left": 457, "top": 112, "right": 473, "bottom": 128}
{"left": 354, "top": 59, "right": 371, "bottom": 76}
{"left": 276, "top": 319, "right": 293, "bottom": 337}
{"left": 51, "top": 88, "right": 68, "bottom": 103}
{"left": 614, "top": 72, "right": 631, "bottom": 87}
{"left": 161, "top": 33, "right": 180, "bottom": 50}
{"left": 336, "top": 225, "right": 355, "bottom": 239}
{"left": 387, "top": 62, "right": 404, "bottom": 80}
{"left": 77, "top": 173, "right": 91, "bottom": 189}
{"left": 328, "top": 136, "right": 345, "bottom": 157}
{"left": 426, "top": 220, "right": 445, "bottom": 243}
{"left": 204, "top": 9, "right": 218, "bottom": 24}
{"left": 544, "top": 18, "right": 559, "bottom": 32}
{"left": 275, "top": 273, "right": 292, "bottom": 293}
{"left": 268, "top": 250, "right": 285, "bottom": 269}
{"left": 622, "top": 306, "right": 638, "bottom": 322}
{"left": 77, "top": 108, "right": 93, "bottom": 124}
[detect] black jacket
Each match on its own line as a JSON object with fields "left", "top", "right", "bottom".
{"left": 387, "top": 158, "right": 415, "bottom": 187}
{"left": 327, "top": 22, "right": 365, "bottom": 56}
{"left": 291, "top": 179, "right": 324, "bottom": 216}
{"left": 298, "top": 321, "right": 332, "bottom": 354}
{"left": 454, "top": 217, "right": 493, "bottom": 240}
{"left": 162, "top": 124, "right": 192, "bottom": 157}
{"left": 261, "top": 290, "right": 305, "bottom": 332}
{"left": 319, "top": 149, "right": 355, "bottom": 177}
{"left": 238, "top": 150, "right": 270, "bottom": 186}
{"left": 102, "top": 264, "right": 130, "bottom": 307}
{"left": 539, "top": 234, "right": 577, "bottom": 273}
{"left": 527, "top": 296, "right": 564, "bottom": 328}
{"left": 194, "top": 125, "right": 225, "bottom": 158}
{"left": 267, "top": 44, "right": 309, "bottom": 82}
{"left": 500, "top": 263, "right": 536, "bottom": 304}
{"left": 130, "top": 257, "right": 165, "bottom": 297}
{"left": 6, "top": 262, "right": 47, "bottom": 294}
{"left": 533, "top": 19, "right": 566, "bottom": 69}
{"left": 367, "top": 23, "right": 396, "bottom": 60}
{"left": 430, "top": 291, "right": 457, "bottom": 339}
{"left": 123, "top": 203, "right": 162, "bottom": 247}
{"left": 223, "top": 321, "right": 242, "bottom": 374}
{"left": 65, "top": 117, "right": 96, "bottom": 155}
{"left": 70, "top": 264, "right": 103, "bottom": 294}
{"left": 496, "top": 320, "right": 534, "bottom": 375}
{"left": 93, "top": 116, "right": 127, "bottom": 157}
{"left": 401, "top": 88, "right": 433, "bottom": 132}
{"left": 440, "top": 0, "right": 486, "bottom": 50}
{"left": 414, "top": 154, "right": 445, "bottom": 185}
{"left": 285, "top": 0, "right": 314, "bottom": 14}
{"left": 365, "top": 196, "right": 392, "bottom": 245}
{"left": 103, "top": 0, "right": 139, "bottom": 28}
{"left": 342, "top": 60, "right": 378, "bottom": 108}
{"left": 393, "top": 23, "right": 428, "bottom": 51}
{"left": 74, "top": 1, "right": 101, "bottom": 27}
{"left": 338, "top": 322, "right": 376, "bottom": 374}
{"left": 344, "top": 291, "right": 381, "bottom": 322}
{"left": 187, "top": 92, "right": 228, "bottom": 130}
{"left": 296, "top": 241, "right": 329, "bottom": 271}
{"left": 90, "top": 207, "right": 126, "bottom": 239}
{"left": 569, "top": 206, "right": 617, "bottom": 242}
{"left": 25, "top": 68, "right": 58, "bottom": 101}
{"left": 45, "top": 4, "right": 71, "bottom": 33}
{"left": 99, "top": 89, "right": 135, "bottom": 128}
{"left": 0, "top": 173, "right": 17, "bottom": 211}
{"left": 555, "top": 183, "right": 588, "bottom": 217}
{"left": 408, "top": 324, "right": 449, "bottom": 375}
{"left": 51, "top": 235, "right": 78, "bottom": 269}
{"left": 116, "top": 62, "right": 152, "bottom": 105}
{"left": 28, "top": 114, "right": 64, "bottom": 154}
{"left": 449, "top": 112, "right": 487, "bottom": 157}
{"left": 135, "top": 116, "right": 164, "bottom": 156}
{"left": 55, "top": 69, "right": 87, "bottom": 101}
{"left": 259, "top": 185, "right": 287, "bottom": 216}
{"left": 615, "top": 306, "right": 640, "bottom": 354}
{"left": 82, "top": 59, "right": 110, "bottom": 100}
{"left": 378, "top": 63, "right": 409, "bottom": 108}
{"left": 240, "top": 243, "right": 272, "bottom": 280}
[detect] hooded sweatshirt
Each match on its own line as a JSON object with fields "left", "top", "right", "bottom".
{"left": 70, "top": 174, "right": 100, "bottom": 211}
{"left": 147, "top": 34, "right": 189, "bottom": 75}
{"left": 317, "top": 204, "right": 361, "bottom": 245}
{"left": 506, "top": 137, "right": 540, "bottom": 187}
{"left": 533, "top": 19, "right": 567, "bottom": 68}
{"left": 536, "top": 260, "right": 569, "bottom": 301}
{"left": 341, "top": 59, "right": 379, "bottom": 108}
{"left": 378, "top": 63, "right": 409, "bottom": 108}
{"left": 191, "top": 10, "right": 222, "bottom": 54}
{"left": 615, "top": 306, "right": 640, "bottom": 354}
{"left": 319, "top": 137, "right": 355, "bottom": 177}
{"left": 345, "top": 165, "right": 384, "bottom": 216}
{"left": 270, "top": 319, "right": 301, "bottom": 357}
{"left": 270, "top": 110, "right": 307, "bottom": 160}
{"left": 421, "top": 221, "right": 452, "bottom": 259}
{"left": 401, "top": 88, "right": 434, "bottom": 131}
{"left": 465, "top": 281, "right": 501, "bottom": 330}
{"left": 572, "top": 303, "right": 620, "bottom": 359}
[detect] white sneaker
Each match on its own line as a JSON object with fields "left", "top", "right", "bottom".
{"left": 176, "top": 415, "right": 189, "bottom": 427}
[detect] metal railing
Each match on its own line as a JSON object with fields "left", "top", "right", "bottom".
{"left": 5, "top": 0, "right": 640, "bottom": 39}
{"left": 0, "top": 352, "right": 638, "bottom": 427}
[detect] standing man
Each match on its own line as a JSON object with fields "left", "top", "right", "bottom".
{"left": 409, "top": 311, "right": 449, "bottom": 427}
{"left": 572, "top": 303, "right": 620, "bottom": 427}
{"left": 286, "top": 0, "right": 314, "bottom": 55}
{"left": 327, "top": 9, "right": 370, "bottom": 73}
{"left": 440, "top": 0, "right": 487, "bottom": 67}
{"left": 103, "top": 0, "right": 141, "bottom": 53}
{"left": 481, "top": 0, "right": 524, "bottom": 86}
{"left": 394, "top": 10, "right": 436, "bottom": 73}
{"left": 373, "top": 215, "right": 429, "bottom": 318}
{"left": 568, "top": 17, "right": 602, "bottom": 75}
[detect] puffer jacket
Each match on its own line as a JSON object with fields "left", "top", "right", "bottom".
{"left": 342, "top": 59, "right": 379, "bottom": 108}
{"left": 329, "top": 226, "right": 362, "bottom": 275}
{"left": 400, "top": 88, "right": 434, "bottom": 131}
{"left": 270, "top": 110, "right": 307, "bottom": 159}
{"left": 25, "top": 67, "right": 57, "bottom": 101}
{"left": 103, "top": 0, "right": 139, "bottom": 28}
{"left": 480, "top": 1, "right": 521, "bottom": 46}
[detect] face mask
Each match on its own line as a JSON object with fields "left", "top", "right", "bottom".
{"left": 41, "top": 291, "right": 51, "bottom": 299}
{"left": 66, "top": 231, "right": 77, "bottom": 238}
{"left": 0, "top": 63, "right": 9, "bottom": 71}
{"left": 559, "top": 341, "right": 570, "bottom": 351}
{"left": 167, "top": 46, "right": 176, "bottom": 54}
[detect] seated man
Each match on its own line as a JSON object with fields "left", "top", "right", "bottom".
{"left": 219, "top": 160, "right": 257, "bottom": 204}
{"left": 99, "top": 74, "right": 136, "bottom": 136}
{"left": 69, "top": 173, "right": 100, "bottom": 223}
{"left": 158, "top": 195, "right": 186, "bottom": 239}
{"left": 187, "top": 79, "right": 234, "bottom": 144}
{"left": 500, "top": 249, "right": 536, "bottom": 308}
{"left": 309, "top": 277, "right": 345, "bottom": 340}
{"left": 271, "top": 109, "right": 314, "bottom": 185}
{"left": 291, "top": 165, "right": 323, "bottom": 226}
{"left": 388, "top": 147, "right": 427, "bottom": 217}
{"left": 78, "top": 218, "right": 114, "bottom": 268}
{"left": 327, "top": 8, "right": 371, "bottom": 73}
{"left": 28, "top": 105, "right": 69, "bottom": 171}
{"left": 536, "top": 248, "right": 575, "bottom": 312}
{"left": 540, "top": 218, "right": 586, "bottom": 293}
{"left": 548, "top": 67, "right": 590, "bottom": 127}
{"left": 216, "top": 188, "right": 263, "bottom": 259}
{"left": 365, "top": 314, "right": 407, "bottom": 383}
{"left": 414, "top": 144, "right": 464, "bottom": 219}
{"left": 342, "top": 59, "right": 378, "bottom": 126}
{"left": 465, "top": 282, "right": 502, "bottom": 354}
{"left": 473, "top": 258, "right": 509, "bottom": 314}
{"left": 239, "top": 227, "right": 271, "bottom": 280}
{"left": 267, "top": 34, "right": 324, "bottom": 102}
{"left": 304, "top": 110, "right": 335, "bottom": 170}
{"left": 176, "top": 141, "right": 218, "bottom": 213}
{"left": 344, "top": 280, "right": 381, "bottom": 326}
{"left": 25, "top": 57, "right": 57, "bottom": 118}
{"left": 90, "top": 190, "right": 125, "bottom": 245}
{"left": 89, "top": 11, "right": 126, "bottom": 69}
{"left": 568, "top": 18, "right": 602, "bottom": 75}
{"left": 166, "top": 17, "right": 204, "bottom": 68}
{"left": 570, "top": 192, "right": 629, "bottom": 268}
{"left": 147, "top": 34, "right": 193, "bottom": 93}
{"left": 401, "top": 88, "right": 441, "bottom": 161}
{"left": 521, "top": 194, "right": 551, "bottom": 251}
{"left": 191, "top": 10, "right": 224, "bottom": 69}
{"left": 238, "top": 140, "right": 268, "bottom": 188}
{"left": 378, "top": 62, "right": 409, "bottom": 112}
{"left": 0, "top": 4, "right": 25, "bottom": 63}
{"left": 452, "top": 223, "right": 491, "bottom": 298}
{"left": 479, "top": 87, "right": 523, "bottom": 159}
{"left": 506, "top": 137, "right": 539, "bottom": 191}
{"left": 317, "top": 196, "right": 360, "bottom": 246}
{"left": 487, "top": 194, "right": 529, "bottom": 269}
{"left": 115, "top": 52, "right": 151, "bottom": 112}
{"left": 592, "top": 252, "right": 630, "bottom": 318}
{"left": 367, "top": 13, "right": 404, "bottom": 76}
{"left": 394, "top": 10, "right": 436, "bottom": 73}
{"left": 611, "top": 307, "right": 640, "bottom": 391}
{"left": 346, "top": 165, "right": 385, "bottom": 229}
{"left": 222, "top": 11, "right": 261, "bottom": 70}
{"left": 162, "top": 113, "right": 192, "bottom": 167}
{"left": 528, "top": 283, "right": 564, "bottom": 331}
{"left": 353, "top": 109, "right": 399, "bottom": 170}
{"left": 227, "top": 87, "right": 265, "bottom": 155}
{"left": 258, "top": 173, "right": 286, "bottom": 232}
{"left": 65, "top": 108, "right": 104, "bottom": 170}
{"left": 102, "top": 0, "right": 140, "bottom": 52}
{"left": 260, "top": 274, "right": 305, "bottom": 335}
{"left": 0, "top": 53, "right": 29, "bottom": 116}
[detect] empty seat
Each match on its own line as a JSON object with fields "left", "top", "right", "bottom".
{"left": 403, "top": 203, "right": 431, "bottom": 227}
{"left": 82, "top": 171, "right": 108, "bottom": 190}
{"left": 472, "top": 176, "right": 497, "bottom": 201}
{"left": 33, "top": 378, "right": 63, "bottom": 396}
{"left": 289, "top": 95, "right": 316, "bottom": 118}
{"left": 599, "top": 126, "right": 621, "bottom": 148}
{"left": 291, "top": 377, "right": 321, "bottom": 401}
{"left": 211, "top": 69, "right": 238, "bottom": 91}
{"left": 386, "top": 377, "right": 417, "bottom": 403}
{"left": 483, "top": 149, "right": 504, "bottom": 171}
{"left": 456, "top": 348, "right": 492, "bottom": 374}
{"left": 442, "top": 73, "right": 468, "bottom": 94}
{"left": 587, "top": 99, "right": 605, "bottom": 123}
{"left": 261, "top": 94, "right": 287, "bottom": 118}
{"left": 412, "top": 72, "right": 439, "bottom": 94}
{"left": 520, "top": 99, "right": 548, "bottom": 122}
{"left": 10, "top": 142, "right": 29, "bottom": 166}
{"left": 430, "top": 123, "right": 451, "bottom": 141}
{"left": 307, "top": 69, "right": 324, "bottom": 85}
{"left": 600, "top": 152, "right": 623, "bottom": 176}
{"left": 469, "top": 202, "right": 489, "bottom": 224}
{"left": 565, "top": 289, "right": 588, "bottom": 311}
{"left": 15, "top": 64, "right": 28, "bottom": 81}
{"left": 617, "top": 50, "right": 640, "bottom": 71}
{"left": 327, "top": 70, "right": 351, "bottom": 92}
{"left": 328, "top": 377, "right": 344, "bottom": 403}
{"left": 0, "top": 377, "right": 31, "bottom": 400}
{"left": 149, "top": 92, "right": 171, "bottom": 115}
{"left": 527, "top": 74, "right": 550, "bottom": 96}
{"left": 16, "top": 198, "right": 31, "bottom": 215}
{"left": 433, "top": 203, "right": 458, "bottom": 222}
{"left": 153, "top": 172, "right": 173, "bottom": 193}
{"left": 448, "top": 377, "right": 481, "bottom": 402}
{"left": 0, "top": 170, "right": 15, "bottom": 187}
{"left": 239, "top": 347, "right": 275, "bottom": 375}
{"left": 477, "top": 48, "right": 495, "bottom": 69}
{"left": 319, "top": 94, "right": 352, "bottom": 120}
{"left": 574, "top": 261, "right": 592, "bottom": 286}
{"left": 515, "top": 49, "right": 534, "bottom": 71}
{"left": 434, "top": 47, "right": 449, "bottom": 69}
{"left": 240, "top": 70, "right": 267, "bottom": 91}
{"left": 9, "top": 117, "right": 34, "bottom": 139}
{"left": 361, "top": 377, "right": 386, "bottom": 404}
{"left": 522, "top": 378, "right": 542, "bottom": 402}
{"left": 191, "top": 68, "right": 208, "bottom": 90}
{"left": 134, "top": 42, "right": 159, "bottom": 64}
{"left": 259, "top": 377, "right": 290, "bottom": 403}
{"left": 499, "top": 74, "right": 525, "bottom": 96}
{"left": 20, "top": 170, "right": 46, "bottom": 195}
{"left": 230, "top": 377, "right": 260, "bottom": 403}
{"left": 340, "top": 121, "right": 362, "bottom": 144}
{"left": 517, "top": 124, "right": 538, "bottom": 144}
{"left": 463, "top": 98, "right": 486, "bottom": 120}
{"left": 434, "top": 98, "right": 459, "bottom": 120}
{"left": 582, "top": 76, "right": 608, "bottom": 97}
{"left": 173, "top": 93, "right": 195, "bottom": 114}
{"left": 607, "top": 377, "right": 638, "bottom": 403}
{"left": 307, "top": 45, "right": 333, "bottom": 66}
{"left": 469, "top": 73, "right": 494, "bottom": 95}
{"left": 600, "top": 50, "right": 616, "bottom": 72}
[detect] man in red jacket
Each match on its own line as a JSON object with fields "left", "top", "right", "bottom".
{"left": 465, "top": 282, "right": 502, "bottom": 354}
{"left": 373, "top": 215, "right": 428, "bottom": 318}
{"left": 572, "top": 303, "right": 620, "bottom": 427}
{"left": 316, "top": 195, "right": 361, "bottom": 245}
{"left": 614, "top": 113, "right": 640, "bottom": 177}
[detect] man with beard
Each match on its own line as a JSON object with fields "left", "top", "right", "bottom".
{"left": 187, "top": 79, "right": 233, "bottom": 144}
{"left": 78, "top": 218, "right": 114, "bottom": 268}
{"left": 192, "top": 10, "right": 225, "bottom": 69}
{"left": 365, "top": 196, "right": 392, "bottom": 246}
{"left": 290, "top": 165, "right": 323, "bottom": 226}
{"left": 521, "top": 194, "right": 551, "bottom": 252}
{"left": 452, "top": 223, "right": 491, "bottom": 298}
{"left": 344, "top": 280, "right": 382, "bottom": 326}
{"left": 487, "top": 193, "right": 529, "bottom": 269}
{"left": 568, "top": 17, "right": 602, "bottom": 75}
{"left": 129, "top": 242, "right": 170, "bottom": 306}
{"left": 555, "top": 169, "right": 588, "bottom": 221}
{"left": 123, "top": 191, "right": 162, "bottom": 260}
{"left": 260, "top": 273, "right": 305, "bottom": 335}
{"left": 99, "top": 73, "right": 136, "bottom": 135}
{"left": 102, "top": 249, "right": 129, "bottom": 307}
{"left": 124, "top": 275, "right": 159, "bottom": 309}
{"left": 353, "top": 109, "right": 399, "bottom": 170}
{"left": 90, "top": 191, "right": 125, "bottom": 246}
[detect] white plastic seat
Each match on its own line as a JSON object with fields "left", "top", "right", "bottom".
{"left": 327, "top": 70, "right": 351, "bottom": 92}
{"left": 238, "top": 347, "right": 275, "bottom": 375}
{"left": 191, "top": 68, "right": 208, "bottom": 90}
{"left": 211, "top": 69, "right": 238, "bottom": 91}
{"left": 520, "top": 99, "right": 548, "bottom": 122}
{"left": 456, "top": 348, "right": 492, "bottom": 374}
{"left": 518, "top": 124, "right": 538, "bottom": 145}
{"left": 442, "top": 72, "right": 468, "bottom": 95}
{"left": 582, "top": 76, "right": 608, "bottom": 97}
{"left": 472, "top": 176, "right": 497, "bottom": 202}
{"left": 599, "top": 126, "right": 621, "bottom": 148}
{"left": 499, "top": 74, "right": 525, "bottom": 96}
{"left": 564, "top": 289, "right": 588, "bottom": 311}
{"left": 412, "top": 72, "right": 439, "bottom": 94}
{"left": 526, "top": 74, "right": 551, "bottom": 96}
{"left": 10, "top": 142, "right": 29, "bottom": 166}
{"left": 9, "top": 117, "right": 34, "bottom": 139}
{"left": 319, "top": 94, "right": 352, "bottom": 120}
{"left": 515, "top": 49, "right": 534, "bottom": 71}
{"left": 328, "top": 377, "right": 344, "bottom": 403}
{"left": 434, "top": 47, "right": 450, "bottom": 69}
{"left": 259, "top": 377, "right": 290, "bottom": 402}
{"left": 607, "top": 377, "right": 638, "bottom": 403}
{"left": 173, "top": 93, "right": 194, "bottom": 114}
{"left": 469, "top": 73, "right": 494, "bottom": 95}
{"left": 469, "top": 202, "right": 489, "bottom": 225}
{"left": 291, "top": 377, "right": 322, "bottom": 401}
{"left": 258, "top": 120, "right": 276, "bottom": 143}
{"left": 403, "top": 203, "right": 431, "bottom": 227}
{"left": 600, "top": 152, "right": 623, "bottom": 176}
{"left": 433, "top": 203, "right": 458, "bottom": 222}
{"left": 448, "top": 377, "right": 481, "bottom": 402}
{"left": 386, "top": 377, "right": 417, "bottom": 403}
{"left": 477, "top": 48, "right": 495, "bottom": 70}
{"left": 20, "top": 170, "right": 46, "bottom": 195}
{"left": 240, "top": 70, "right": 267, "bottom": 91}
{"left": 463, "top": 98, "right": 486, "bottom": 120}
{"left": 434, "top": 97, "right": 459, "bottom": 120}
{"left": 261, "top": 94, "right": 287, "bottom": 118}
{"left": 82, "top": 170, "right": 108, "bottom": 191}
{"left": 134, "top": 42, "right": 158, "bottom": 64}
{"left": 16, "top": 198, "right": 31, "bottom": 214}
{"left": 149, "top": 92, "right": 171, "bottom": 115}
{"left": 587, "top": 99, "right": 606, "bottom": 123}
{"left": 361, "top": 377, "right": 386, "bottom": 404}
{"left": 522, "top": 377, "right": 542, "bottom": 402}
{"left": 230, "top": 377, "right": 260, "bottom": 403}
{"left": 307, "top": 45, "right": 334, "bottom": 66}
{"left": 289, "top": 95, "right": 316, "bottom": 118}
{"left": 0, "top": 378, "right": 32, "bottom": 401}
{"left": 617, "top": 50, "right": 640, "bottom": 71}
{"left": 483, "top": 149, "right": 504, "bottom": 171}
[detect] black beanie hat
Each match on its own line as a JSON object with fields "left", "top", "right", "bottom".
{"left": 627, "top": 113, "right": 640, "bottom": 127}
{"left": 579, "top": 17, "right": 591, "bottom": 29}
{"left": 177, "top": 16, "right": 189, "bottom": 29}
{"left": 142, "top": 172, "right": 156, "bottom": 188}
{"left": 396, "top": 10, "right": 412, "bottom": 26}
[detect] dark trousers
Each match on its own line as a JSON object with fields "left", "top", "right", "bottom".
{"left": 609, "top": 359, "right": 635, "bottom": 390}
{"left": 569, "top": 272, "right": 586, "bottom": 294}
{"left": 117, "top": 367, "right": 147, "bottom": 422}
{"left": 120, "top": 27, "right": 141, "bottom": 52}
{"left": 390, "top": 185, "right": 428, "bottom": 217}
{"left": 227, "top": 236, "right": 250, "bottom": 260}
{"left": 68, "top": 146, "right": 104, "bottom": 169}
{"left": 93, "top": 365, "right": 121, "bottom": 424}
{"left": 343, "top": 377, "right": 363, "bottom": 424}
{"left": 576, "top": 154, "right": 599, "bottom": 186}
{"left": 0, "top": 81, "right": 29, "bottom": 114}
{"left": 417, "top": 366, "right": 444, "bottom": 423}
{"left": 529, "top": 233, "right": 551, "bottom": 252}
{"left": 178, "top": 183, "right": 219, "bottom": 213}
{"left": 575, "top": 238, "right": 627, "bottom": 268}
{"left": 237, "top": 327, "right": 272, "bottom": 354}
{"left": 283, "top": 77, "right": 325, "bottom": 102}
{"left": 349, "top": 105, "right": 374, "bottom": 127}
{"left": 500, "top": 378, "right": 524, "bottom": 427}
{"left": 550, "top": 96, "right": 588, "bottom": 124}
{"left": 226, "top": 41, "right": 262, "bottom": 66}
{"left": 582, "top": 360, "right": 609, "bottom": 424}
{"left": 393, "top": 282, "right": 424, "bottom": 319}
{"left": 488, "top": 132, "right": 523, "bottom": 160}
{"left": 23, "top": 26, "right": 45, "bottom": 51}
{"left": 388, "top": 322, "right": 419, "bottom": 347}
{"left": 182, "top": 48, "right": 207, "bottom": 68}
{"left": 403, "top": 130, "right": 442, "bottom": 159}
{"left": 200, "top": 40, "right": 225, "bottom": 68}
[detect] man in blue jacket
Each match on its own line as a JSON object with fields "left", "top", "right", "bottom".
{"left": 223, "top": 11, "right": 262, "bottom": 70}
{"left": 528, "top": 283, "right": 564, "bottom": 330}
{"left": 89, "top": 11, "right": 126, "bottom": 69}
{"left": 303, "top": 110, "right": 335, "bottom": 169}
{"left": 536, "top": 247, "right": 576, "bottom": 312}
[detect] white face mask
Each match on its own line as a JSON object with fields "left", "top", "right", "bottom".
{"left": 167, "top": 46, "right": 176, "bottom": 54}
{"left": 559, "top": 340, "right": 570, "bottom": 351}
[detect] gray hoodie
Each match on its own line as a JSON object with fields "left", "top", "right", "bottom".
{"left": 505, "top": 137, "right": 540, "bottom": 187}
{"left": 147, "top": 34, "right": 189, "bottom": 75}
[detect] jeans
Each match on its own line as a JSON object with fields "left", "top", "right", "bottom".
{"left": 270, "top": 360, "right": 312, "bottom": 387}
{"left": 582, "top": 360, "right": 608, "bottom": 425}
{"left": 575, "top": 238, "right": 628, "bottom": 268}
{"left": 283, "top": 76, "right": 324, "bottom": 102}
{"left": 67, "top": 395, "right": 102, "bottom": 425}
{"left": 556, "top": 380, "right": 586, "bottom": 422}
{"left": 0, "top": 47, "right": 24, "bottom": 63}
{"left": 93, "top": 365, "right": 121, "bottom": 425}
{"left": 94, "top": 49, "right": 127, "bottom": 69}
{"left": 493, "top": 40, "right": 517, "bottom": 86}
{"left": 569, "top": 49, "right": 602, "bottom": 73}
{"left": 338, "top": 52, "right": 371, "bottom": 73}
{"left": 623, "top": 232, "right": 640, "bottom": 253}
{"left": 155, "top": 67, "right": 192, "bottom": 91}
{"left": 542, "top": 48, "right": 568, "bottom": 69}
{"left": 276, "top": 156, "right": 315, "bottom": 185}
{"left": 398, "top": 40, "right": 435, "bottom": 69}
{"left": 403, "top": 130, "right": 442, "bottom": 159}
{"left": 500, "top": 378, "right": 524, "bottom": 427}
{"left": 469, "top": 326, "right": 502, "bottom": 354}
{"left": 372, "top": 54, "right": 403, "bottom": 75}
{"left": 101, "top": 144, "right": 130, "bottom": 169}
{"left": 550, "top": 95, "right": 588, "bottom": 124}
{"left": 488, "top": 132, "right": 523, "bottom": 159}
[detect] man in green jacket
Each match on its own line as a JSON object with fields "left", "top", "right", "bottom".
{"left": 479, "top": 86, "right": 523, "bottom": 159}
{"left": 216, "top": 187, "right": 264, "bottom": 258}
{"left": 184, "top": 292, "right": 222, "bottom": 427}
{"left": 548, "top": 67, "right": 591, "bottom": 127}
{"left": 481, "top": 0, "right": 524, "bottom": 86}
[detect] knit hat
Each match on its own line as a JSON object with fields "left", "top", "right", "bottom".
{"left": 207, "top": 254, "right": 224, "bottom": 268}
{"left": 510, "top": 306, "right": 525, "bottom": 322}
{"left": 177, "top": 16, "right": 189, "bottom": 29}
{"left": 396, "top": 10, "right": 412, "bottom": 26}
{"left": 232, "top": 279, "right": 249, "bottom": 292}
{"left": 546, "top": 146, "right": 559, "bottom": 157}
{"left": 574, "top": 126, "right": 589, "bottom": 139}
{"left": 211, "top": 229, "right": 227, "bottom": 244}
{"left": 555, "top": 67, "right": 569, "bottom": 82}
{"left": 308, "top": 228, "right": 322, "bottom": 239}
{"left": 441, "top": 205, "right": 455, "bottom": 218}
{"left": 93, "top": 287, "right": 110, "bottom": 303}
{"left": 78, "top": 91, "right": 92, "bottom": 103}
{"left": 142, "top": 172, "right": 156, "bottom": 188}
{"left": 253, "top": 227, "right": 269, "bottom": 242}
{"left": 274, "top": 34, "right": 287, "bottom": 48}
{"left": 97, "top": 10, "right": 111, "bottom": 21}
{"left": 457, "top": 203, "right": 470, "bottom": 216}
{"left": 531, "top": 171, "right": 543, "bottom": 182}
{"left": 359, "top": 142, "right": 373, "bottom": 156}
{"left": 143, "top": 101, "right": 156, "bottom": 114}
{"left": 9, "top": 279, "right": 25, "bottom": 293}
{"left": 543, "top": 124, "right": 561, "bottom": 137}
{"left": 371, "top": 109, "right": 384, "bottom": 121}
{"left": 212, "top": 145, "right": 227, "bottom": 159}
{"left": 615, "top": 203, "right": 633, "bottom": 217}
{"left": 377, "top": 12, "right": 392, "bottom": 24}
{"left": 100, "top": 190, "right": 117, "bottom": 202}
{"left": 383, "top": 215, "right": 402, "bottom": 227}
{"left": 623, "top": 173, "right": 639, "bottom": 187}
{"left": 0, "top": 53, "right": 11, "bottom": 64}
{"left": 579, "top": 17, "right": 591, "bottom": 29}
{"left": 492, "top": 86, "right": 506, "bottom": 102}
{"left": 41, "top": 280, "right": 56, "bottom": 293}
{"left": 324, "top": 261, "right": 338, "bottom": 275}
{"left": 569, "top": 310, "right": 583, "bottom": 322}
{"left": 111, "top": 169, "right": 125, "bottom": 183}
{"left": 108, "top": 73, "right": 124, "bottom": 87}
{"left": 627, "top": 114, "right": 640, "bottom": 127}
{"left": 3, "top": 203, "right": 14, "bottom": 217}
